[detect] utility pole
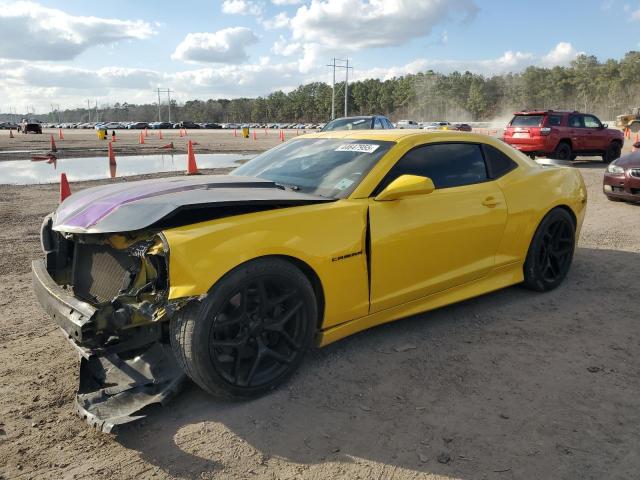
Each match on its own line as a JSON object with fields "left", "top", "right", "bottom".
{"left": 157, "top": 88, "right": 162, "bottom": 122}
{"left": 167, "top": 89, "right": 173, "bottom": 123}
{"left": 325, "top": 58, "right": 353, "bottom": 119}
{"left": 344, "top": 58, "right": 349, "bottom": 117}
{"left": 154, "top": 88, "right": 174, "bottom": 122}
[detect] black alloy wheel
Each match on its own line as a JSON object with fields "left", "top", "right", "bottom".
{"left": 523, "top": 208, "right": 576, "bottom": 292}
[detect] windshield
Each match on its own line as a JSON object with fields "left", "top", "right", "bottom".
{"left": 322, "top": 117, "right": 372, "bottom": 131}
{"left": 234, "top": 138, "right": 395, "bottom": 198}
{"left": 510, "top": 115, "right": 544, "bottom": 127}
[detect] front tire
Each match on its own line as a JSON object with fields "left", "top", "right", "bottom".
{"left": 171, "top": 258, "right": 317, "bottom": 398}
{"left": 523, "top": 208, "right": 576, "bottom": 292}
{"left": 602, "top": 142, "right": 622, "bottom": 163}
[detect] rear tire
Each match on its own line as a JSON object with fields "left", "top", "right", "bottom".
{"left": 602, "top": 142, "right": 622, "bottom": 163}
{"left": 523, "top": 208, "right": 576, "bottom": 292}
{"left": 552, "top": 142, "right": 572, "bottom": 161}
{"left": 170, "top": 258, "right": 317, "bottom": 398}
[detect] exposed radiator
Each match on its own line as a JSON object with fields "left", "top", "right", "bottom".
{"left": 72, "top": 244, "right": 138, "bottom": 304}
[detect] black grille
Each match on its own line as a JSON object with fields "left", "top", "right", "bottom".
{"left": 630, "top": 169, "right": 640, "bottom": 178}
{"left": 72, "top": 244, "right": 138, "bottom": 304}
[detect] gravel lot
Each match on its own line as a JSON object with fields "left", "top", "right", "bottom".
{"left": 0, "top": 150, "right": 639, "bottom": 479}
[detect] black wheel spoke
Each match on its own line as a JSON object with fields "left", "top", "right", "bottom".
{"left": 268, "top": 290, "right": 296, "bottom": 309}
{"left": 277, "top": 329, "right": 301, "bottom": 350}
{"left": 263, "top": 345, "right": 293, "bottom": 364}
{"left": 244, "top": 348, "right": 264, "bottom": 386}
{"left": 267, "top": 301, "right": 303, "bottom": 331}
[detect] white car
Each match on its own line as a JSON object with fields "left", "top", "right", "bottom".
{"left": 396, "top": 119, "right": 420, "bottom": 129}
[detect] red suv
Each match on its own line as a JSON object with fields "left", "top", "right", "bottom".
{"left": 503, "top": 110, "right": 624, "bottom": 162}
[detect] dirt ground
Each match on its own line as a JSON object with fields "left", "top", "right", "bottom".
{"left": 0, "top": 128, "right": 297, "bottom": 160}
{"left": 0, "top": 152, "right": 639, "bottom": 479}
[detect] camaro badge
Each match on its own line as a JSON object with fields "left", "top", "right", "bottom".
{"left": 332, "top": 251, "right": 363, "bottom": 262}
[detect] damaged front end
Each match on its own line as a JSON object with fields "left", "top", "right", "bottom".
{"left": 32, "top": 217, "right": 188, "bottom": 432}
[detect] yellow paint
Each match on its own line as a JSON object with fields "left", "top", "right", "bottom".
{"left": 162, "top": 130, "right": 587, "bottom": 343}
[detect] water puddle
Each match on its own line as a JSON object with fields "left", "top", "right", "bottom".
{"left": 0, "top": 153, "right": 253, "bottom": 185}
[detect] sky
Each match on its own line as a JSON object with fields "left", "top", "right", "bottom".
{"left": 0, "top": 0, "right": 637, "bottom": 113}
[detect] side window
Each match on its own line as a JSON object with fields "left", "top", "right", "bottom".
{"left": 384, "top": 119, "right": 394, "bottom": 128}
{"left": 583, "top": 115, "right": 601, "bottom": 128}
{"left": 548, "top": 115, "right": 562, "bottom": 126}
{"left": 374, "top": 118, "right": 384, "bottom": 129}
{"left": 482, "top": 144, "right": 518, "bottom": 179}
{"left": 568, "top": 115, "right": 583, "bottom": 128}
{"left": 375, "top": 143, "right": 488, "bottom": 194}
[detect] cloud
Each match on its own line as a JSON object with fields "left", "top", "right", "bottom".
{"left": 0, "top": 0, "right": 155, "bottom": 61}
{"left": 171, "top": 27, "right": 259, "bottom": 64}
{"left": 271, "top": 35, "right": 302, "bottom": 56}
{"left": 541, "top": 42, "right": 582, "bottom": 66}
{"left": 222, "top": 0, "right": 264, "bottom": 16}
{"left": 0, "top": 58, "right": 307, "bottom": 111}
{"left": 272, "top": 0, "right": 303, "bottom": 4}
{"left": 262, "top": 11, "right": 291, "bottom": 29}
{"left": 289, "top": 0, "right": 478, "bottom": 50}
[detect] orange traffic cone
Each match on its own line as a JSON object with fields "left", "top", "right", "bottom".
{"left": 109, "top": 162, "right": 117, "bottom": 179}
{"left": 179, "top": 129, "right": 184, "bottom": 138}
{"left": 58, "top": 128, "right": 64, "bottom": 140}
{"left": 144, "top": 128, "right": 149, "bottom": 138}
{"left": 60, "top": 173, "right": 71, "bottom": 202}
{"left": 9, "top": 129, "right": 14, "bottom": 138}
{"left": 139, "top": 131, "right": 145, "bottom": 144}
{"left": 233, "top": 129, "right": 237, "bottom": 137}
{"left": 108, "top": 141, "right": 116, "bottom": 165}
{"left": 162, "top": 142, "right": 174, "bottom": 149}
{"left": 186, "top": 140, "right": 199, "bottom": 175}
{"left": 253, "top": 131, "right": 257, "bottom": 140}
{"left": 50, "top": 134, "right": 57, "bottom": 152}
{"left": 111, "top": 131, "right": 116, "bottom": 142}
{"left": 159, "top": 130, "right": 163, "bottom": 140}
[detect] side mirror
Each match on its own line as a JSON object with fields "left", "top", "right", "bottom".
{"left": 374, "top": 175, "right": 435, "bottom": 201}
{"left": 602, "top": 123, "right": 608, "bottom": 129}
{"left": 634, "top": 141, "right": 640, "bottom": 149}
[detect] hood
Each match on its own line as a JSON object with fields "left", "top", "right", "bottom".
{"left": 53, "top": 175, "right": 333, "bottom": 234}
{"left": 614, "top": 150, "right": 640, "bottom": 168}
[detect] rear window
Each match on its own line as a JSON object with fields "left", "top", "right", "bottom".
{"left": 511, "top": 115, "right": 544, "bottom": 127}
{"left": 482, "top": 145, "right": 518, "bottom": 179}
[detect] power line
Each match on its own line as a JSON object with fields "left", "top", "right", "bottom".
{"left": 326, "top": 58, "right": 353, "bottom": 119}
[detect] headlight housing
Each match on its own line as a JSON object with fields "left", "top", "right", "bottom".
{"left": 607, "top": 163, "right": 625, "bottom": 174}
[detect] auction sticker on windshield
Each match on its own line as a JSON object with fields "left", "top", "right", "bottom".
{"left": 335, "top": 144, "right": 380, "bottom": 153}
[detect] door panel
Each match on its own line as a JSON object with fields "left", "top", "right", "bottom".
{"left": 369, "top": 181, "right": 508, "bottom": 313}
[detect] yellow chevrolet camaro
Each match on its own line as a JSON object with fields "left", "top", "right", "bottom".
{"left": 32, "top": 130, "right": 586, "bottom": 431}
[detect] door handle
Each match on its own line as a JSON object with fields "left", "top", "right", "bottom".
{"left": 482, "top": 196, "right": 500, "bottom": 207}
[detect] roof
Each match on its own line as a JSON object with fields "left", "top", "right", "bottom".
{"left": 300, "top": 129, "right": 488, "bottom": 142}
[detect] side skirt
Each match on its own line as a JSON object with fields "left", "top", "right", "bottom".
{"left": 317, "top": 261, "right": 523, "bottom": 347}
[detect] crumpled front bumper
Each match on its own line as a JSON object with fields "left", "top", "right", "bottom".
{"left": 31, "top": 259, "right": 186, "bottom": 433}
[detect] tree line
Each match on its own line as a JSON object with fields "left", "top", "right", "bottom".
{"left": 9, "top": 51, "right": 640, "bottom": 124}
